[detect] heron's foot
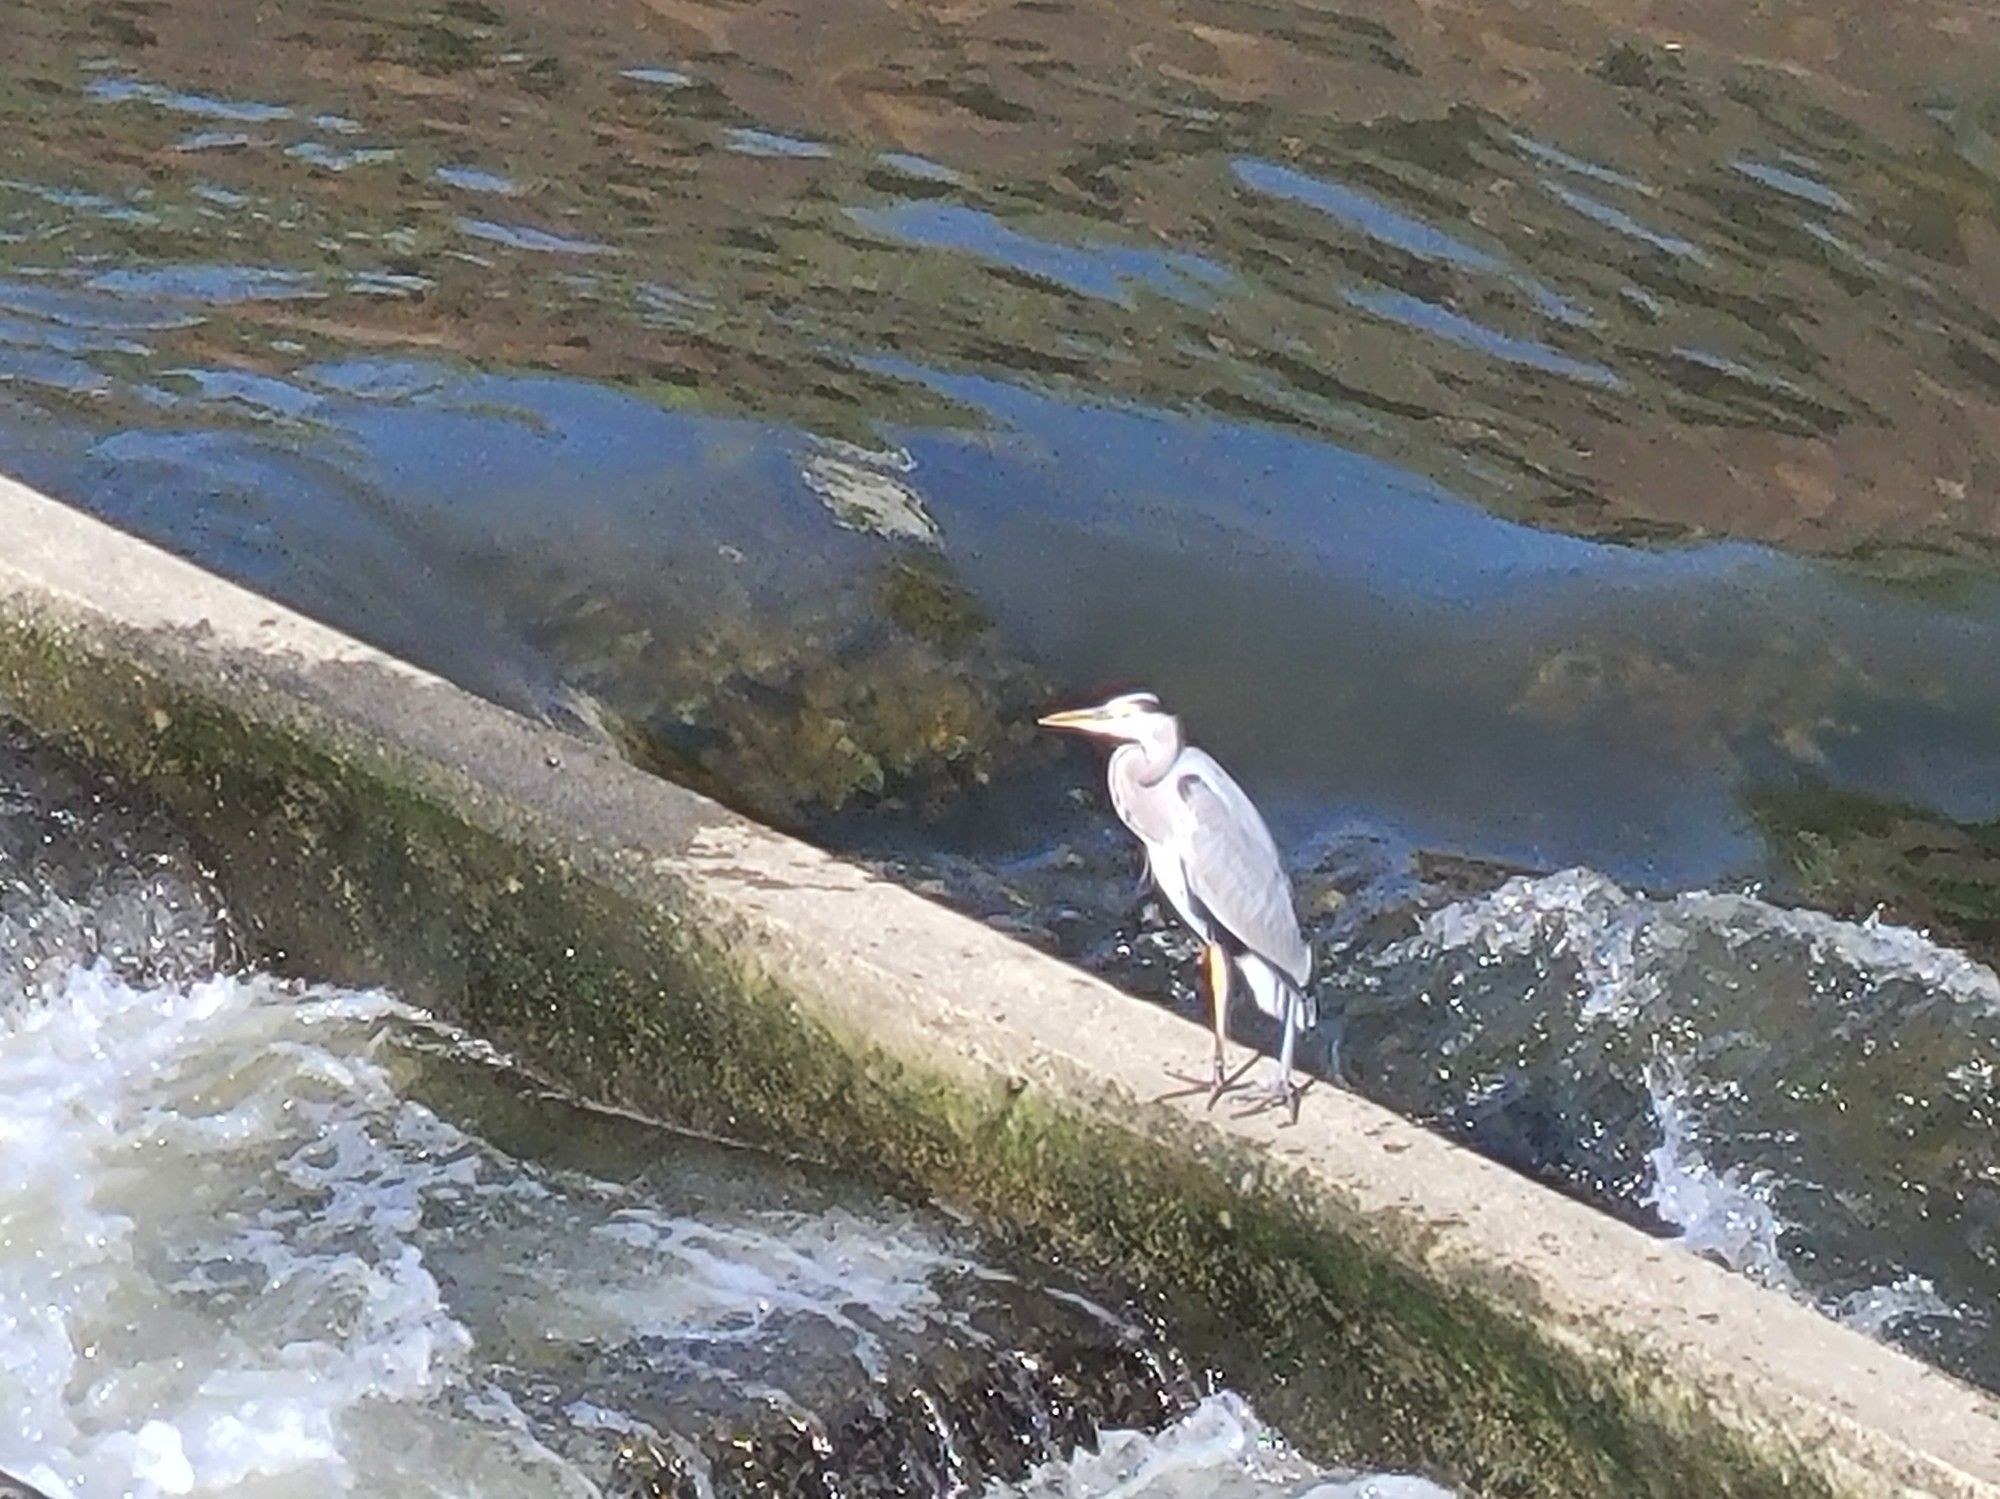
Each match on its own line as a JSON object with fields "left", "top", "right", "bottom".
{"left": 1231, "top": 1070, "right": 1310, "bottom": 1126}
{"left": 1157, "top": 1053, "right": 1259, "bottom": 1109}
{"left": 1158, "top": 1062, "right": 1229, "bottom": 1108}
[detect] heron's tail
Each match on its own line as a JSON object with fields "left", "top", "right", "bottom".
{"left": 1242, "top": 955, "right": 1317, "bottom": 1031}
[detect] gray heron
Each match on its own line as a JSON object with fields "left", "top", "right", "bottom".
{"left": 1039, "top": 691, "right": 1314, "bottom": 1116}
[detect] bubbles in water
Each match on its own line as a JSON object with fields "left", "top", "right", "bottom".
{"left": 0, "top": 952, "right": 1453, "bottom": 1498}
{"left": 1831, "top": 1276, "right": 1958, "bottom": 1339}
{"left": 1384, "top": 868, "right": 1664, "bottom": 1021}
{"left": 0, "top": 967, "right": 522, "bottom": 1497}
{"left": 2, "top": 726, "right": 227, "bottom": 1009}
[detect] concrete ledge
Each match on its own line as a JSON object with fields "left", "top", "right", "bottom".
{"left": 3, "top": 470, "right": 1997, "bottom": 1497}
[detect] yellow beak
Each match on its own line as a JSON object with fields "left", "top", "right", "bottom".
{"left": 1037, "top": 707, "right": 1101, "bottom": 730}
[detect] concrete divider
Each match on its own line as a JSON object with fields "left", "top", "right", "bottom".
{"left": 3, "top": 469, "right": 1998, "bottom": 1497}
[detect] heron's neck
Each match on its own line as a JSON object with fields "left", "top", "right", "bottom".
{"left": 1120, "top": 729, "right": 1179, "bottom": 784}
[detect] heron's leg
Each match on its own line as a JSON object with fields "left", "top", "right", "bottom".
{"left": 1274, "top": 993, "right": 1297, "bottom": 1078}
{"left": 1204, "top": 941, "right": 1230, "bottom": 1101}
{"left": 1157, "top": 942, "right": 1247, "bottom": 1106}
{"left": 1233, "top": 988, "right": 1309, "bottom": 1125}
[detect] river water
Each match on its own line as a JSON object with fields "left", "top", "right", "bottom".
{"left": 0, "top": 731, "right": 1450, "bottom": 1494}
{"left": 4, "top": 0, "right": 2000, "bottom": 1414}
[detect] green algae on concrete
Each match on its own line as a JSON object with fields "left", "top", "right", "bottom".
{"left": 0, "top": 616, "right": 1814, "bottom": 1498}
{"left": 4, "top": 482, "right": 2000, "bottom": 1497}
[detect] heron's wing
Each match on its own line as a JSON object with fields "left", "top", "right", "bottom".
{"left": 1172, "top": 749, "right": 1311, "bottom": 985}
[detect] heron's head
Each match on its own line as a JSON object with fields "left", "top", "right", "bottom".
{"left": 1037, "top": 691, "right": 1180, "bottom": 754}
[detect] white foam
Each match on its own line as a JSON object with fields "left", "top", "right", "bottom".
{"left": 1642, "top": 1067, "right": 1967, "bottom": 1340}
{"left": 1641, "top": 1068, "right": 1794, "bottom": 1292}
{"left": 1391, "top": 867, "right": 2000, "bottom": 1020}
{"left": 0, "top": 875, "right": 218, "bottom": 1012}
{"left": 568, "top": 1205, "right": 959, "bottom": 1379}
{"left": 1382, "top": 868, "right": 1663, "bottom": 1020}
{"left": 1832, "top": 1275, "right": 1959, "bottom": 1337}
{"left": 991, "top": 1391, "right": 1454, "bottom": 1499}
{"left": 428, "top": 1189, "right": 973, "bottom": 1418}
{"left": 0, "top": 905, "right": 1446, "bottom": 1496}
{"left": 1385, "top": 869, "right": 1988, "bottom": 1352}
{"left": 0, "top": 956, "right": 1016, "bottom": 1496}
{"left": 0, "top": 963, "right": 501, "bottom": 1497}
{"left": 1672, "top": 893, "right": 2000, "bottom": 1013}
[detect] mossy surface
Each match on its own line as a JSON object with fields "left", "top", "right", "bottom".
{"left": 1750, "top": 782, "right": 2000, "bottom": 967}
{"left": 519, "top": 551, "right": 1045, "bottom": 831}
{"left": 0, "top": 608, "right": 1849, "bottom": 1498}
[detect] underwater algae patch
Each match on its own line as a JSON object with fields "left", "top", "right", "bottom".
{"left": 526, "top": 550, "right": 1045, "bottom": 832}
{"left": 0, "top": 603, "right": 1873, "bottom": 1499}
{"left": 1750, "top": 782, "right": 2000, "bottom": 969}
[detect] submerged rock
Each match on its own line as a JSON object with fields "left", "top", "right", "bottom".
{"left": 600, "top": 1278, "right": 1191, "bottom": 1497}
{"left": 530, "top": 553, "right": 1048, "bottom": 830}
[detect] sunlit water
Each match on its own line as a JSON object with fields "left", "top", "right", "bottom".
{"left": 0, "top": 732, "right": 1450, "bottom": 1497}
{"left": 1, "top": 965, "right": 1440, "bottom": 1499}
{"left": 6, "top": 0, "right": 2000, "bottom": 1417}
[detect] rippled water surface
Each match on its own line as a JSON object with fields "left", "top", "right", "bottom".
{"left": 7, "top": 0, "right": 2000, "bottom": 1416}
{"left": 7, "top": 0, "right": 2000, "bottom": 868}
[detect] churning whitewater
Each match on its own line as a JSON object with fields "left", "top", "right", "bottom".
{"left": 1340, "top": 866, "right": 1989, "bottom": 1378}
{"left": 0, "top": 961, "right": 1451, "bottom": 1497}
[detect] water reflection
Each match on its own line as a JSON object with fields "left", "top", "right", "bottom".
{"left": 434, "top": 163, "right": 520, "bottom": 195}
{"left": 12, "top": 292, "right": 2000, "bottom": 879}
{"left": 456, "top": 218, "right": 616, "bottom": 255}
{"left": 849, "top": 202, "right": 1232, "bottom": 306}
{"left": 1341, "top": 287, "right": 1622, "bottom": 387}
{"left": 82, "top": 265, "right": 321, "bottom": 302}
{"left": 1538, "top": 177, "right": 1708, "bottom": 262}
{"left": 85, "top": 75, "right": 294, "bottom": 122}
{"left": 5, "top": 0, "right": 1996, "bottom": 554}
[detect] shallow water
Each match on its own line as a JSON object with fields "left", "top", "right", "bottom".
{"left": 0, "top": 730, "right": 1450, "bottom": 1496}
{"left": 6, "top": 0, "right": 2000, "bottom": 1414}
